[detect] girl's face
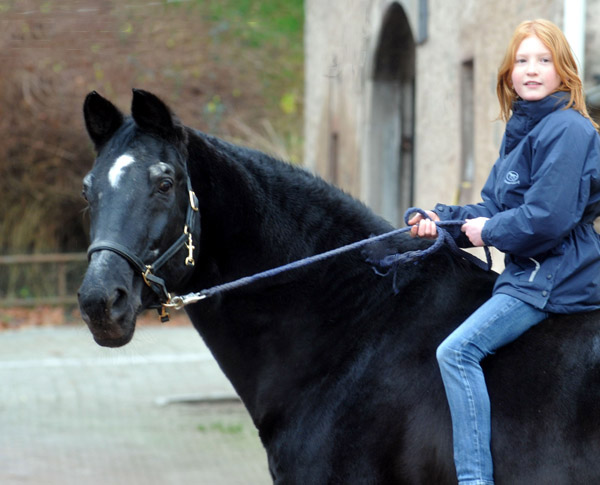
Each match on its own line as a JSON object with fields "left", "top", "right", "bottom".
{"left": 511, "top": 35, "right": 561, "bottom": 101}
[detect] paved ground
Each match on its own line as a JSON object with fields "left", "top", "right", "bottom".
{"left": 0, "top": 320, "right": 271, "bottom": 484}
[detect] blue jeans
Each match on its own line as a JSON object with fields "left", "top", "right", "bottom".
{"left": 436, "top": 294, "right": 548, "bottom": 485}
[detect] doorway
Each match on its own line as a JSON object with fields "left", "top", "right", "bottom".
{"left": 367, "top": 3, "right": 415, "bottom": 226}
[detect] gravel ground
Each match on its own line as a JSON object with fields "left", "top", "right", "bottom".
{"left": 0, "top": 323, "right": 271, "bottom": 485}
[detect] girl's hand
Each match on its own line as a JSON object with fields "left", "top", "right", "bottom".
{"left": 408, "top": 210, "right": 440, "bottom": 239}
{"left": 461, "top": 218, "right": 489, "bottom": 247}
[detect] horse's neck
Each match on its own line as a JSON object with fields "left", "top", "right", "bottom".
{"left": 185, "top": 131, "right": 406, "bottom": 425}
{"left": 189, "top": 132, "right": 378, "bottom": 276}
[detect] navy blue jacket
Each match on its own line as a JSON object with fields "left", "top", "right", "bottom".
{"left": 434, "top": 93, "right": 600, "bottom": 313}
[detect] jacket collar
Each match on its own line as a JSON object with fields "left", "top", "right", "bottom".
{"left": 504, "top": 92, "right": 570, "bottom": 155}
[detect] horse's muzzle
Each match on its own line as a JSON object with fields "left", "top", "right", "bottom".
{"left": 78, "top": 251, "right": 140, "bottom": 347}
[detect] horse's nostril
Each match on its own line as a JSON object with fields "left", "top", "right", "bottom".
{"left": 109, "top": 288, "right": 128, "bottom": 314}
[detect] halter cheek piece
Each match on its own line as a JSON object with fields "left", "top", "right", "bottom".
{"left": 86, "top": 177, "right": 199, "bottom": 322}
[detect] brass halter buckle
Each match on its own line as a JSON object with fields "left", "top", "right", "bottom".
{"left": 158, "top": 304, "right": 171, "bottom": 323}
{"left": 184, "top": 225, "right": 195, "bottom": 266}
{"left": 142, "top": 265, "right": 154, "bottom": 287}
{"left": 189, "top": 189, "right": 199, "bottom": 212}
{"left": 185, "top": 188, "right": 198, "bottom": 267}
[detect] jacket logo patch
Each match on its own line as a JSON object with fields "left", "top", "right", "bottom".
{"left": 504, "top": 170, "right": 520, "bottom": 185}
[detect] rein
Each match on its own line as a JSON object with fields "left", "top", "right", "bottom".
{"left": 164, "top": 208, "right": 493, "bottom": 312}
{"left": 87, "top": 177, "right": 199, "bottom": 322}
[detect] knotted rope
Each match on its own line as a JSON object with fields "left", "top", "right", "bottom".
{"left": 165, "top": 208, "right": 492, "bottom": 310}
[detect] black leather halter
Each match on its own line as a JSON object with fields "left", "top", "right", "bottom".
{"left": 86, "top": 177, "right": 199, "bottom": 321}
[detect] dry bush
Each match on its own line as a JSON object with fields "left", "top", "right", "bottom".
{"left": 0, "top": 0, "right": 304, "bottom": 256}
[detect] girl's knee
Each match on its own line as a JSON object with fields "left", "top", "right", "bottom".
{"left": 437, "top": 336, "right": 485, "bottom": 371}
{"left": 437, "top": 336, "right": 478, "bottom": 366}
{"left": 436, "top": 340, "right": 454, "bottom": 366}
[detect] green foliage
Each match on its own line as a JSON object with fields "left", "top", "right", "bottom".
{"left": 202, "top": 0, "right": 304, "bottom": 46}
{"left": 183, "top": 0, "right": 305, "bottom": 159}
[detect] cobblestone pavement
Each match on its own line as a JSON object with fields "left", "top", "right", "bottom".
{"left": 0, "top": 322, "right": 271, "bottom": 485}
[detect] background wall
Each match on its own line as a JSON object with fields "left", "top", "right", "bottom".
{"left": 304, "top": 0, "right": 598, "bottom": 228}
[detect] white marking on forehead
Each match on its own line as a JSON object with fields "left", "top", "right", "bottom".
{"left": 108, "top": 154, "right": 136, "bottom": 188}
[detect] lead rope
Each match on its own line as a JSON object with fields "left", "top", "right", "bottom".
{"left": 164, "top": 208, "right": 493, "bottom": 311}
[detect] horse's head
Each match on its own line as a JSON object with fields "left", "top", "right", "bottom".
{"left": 78, "top": 89, "right": 200, "bottom": 347}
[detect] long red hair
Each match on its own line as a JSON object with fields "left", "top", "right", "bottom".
{"left": 496, "top": 19, "right": 598, "bottom": 130}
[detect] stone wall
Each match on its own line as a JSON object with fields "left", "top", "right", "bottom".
{"left": 304, "top": 0, "right": 598, "bottom": 227}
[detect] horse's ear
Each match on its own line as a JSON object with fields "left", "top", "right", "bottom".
{"left": 83, "top": 91, "right": 124, "bottom": 151}
{"left": 131, "top": 89, "right": 178, "bottom": 140}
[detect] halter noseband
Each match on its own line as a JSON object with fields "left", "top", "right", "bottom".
{"left": 86, "top": 177, "right": 199, "bottom": 322}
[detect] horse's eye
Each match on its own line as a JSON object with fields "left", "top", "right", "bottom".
{"left": 158, "top": 179, "right": 173, "bottom": 193}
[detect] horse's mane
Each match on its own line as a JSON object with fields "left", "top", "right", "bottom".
{"left": 189, "top": 128, "right": 391, "bottom": 230}
{"left": 183, "top": 127, "right": 490, "bottom": 288}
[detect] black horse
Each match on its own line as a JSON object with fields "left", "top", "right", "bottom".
{"left": 78, "top": 90, "right": 600, "bottom": 484}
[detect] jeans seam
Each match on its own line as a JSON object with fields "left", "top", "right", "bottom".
{"left": 453, "top": 297, "right": 519, "bottom": 482}
{"left": 455, "top": 348, "right": 482, "bottom": 478}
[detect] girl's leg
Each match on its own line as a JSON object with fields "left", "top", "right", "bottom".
{"left": 436, "top": 293, "right": 548, "bottom": 485}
